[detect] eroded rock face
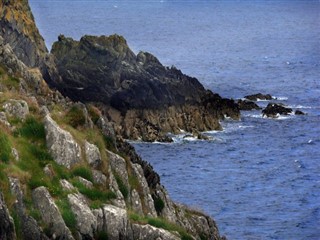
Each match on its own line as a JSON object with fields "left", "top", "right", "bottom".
{"left": 44, "top": 114, "right": 82, "bottom": 168}
{"left": 32, "top": 186, "right": 74, "bottom": 240}
{"left": 131, "top": 224, "right": 180, "bottom": 240}
{"left": 0, "top": 191, "right": 16, "bottom": 240}
{"left": 3, "top": 99, "right": 29, "bottom": 120}
{"left": 262, "top": 103, "right": 292, "bottom": 118}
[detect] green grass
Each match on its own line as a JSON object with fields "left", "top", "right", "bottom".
{"left": 72, "top": 166, "right": 93, "bottom": 182}
{"left": 56, "top": 198, "right": 77, "bottom": 230}
{"left": 115, "top": 174, "right": 129, "bottom": 200}
{"left": 129, "top": 213, "right": 193, "bottom": 239}
{"left": 14, "top": 116, "right": 46, "bottom": 140}
{"left": 65, "top": 105, "right": 86, "bottom": 128}
{"left": 0, "top": 132, "right": 11, "bottom": 163}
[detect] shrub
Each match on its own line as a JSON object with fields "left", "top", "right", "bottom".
{"left": 0, "top": 132, "right": 11, "bottom": 163}
{"left": 152, "top": 194, "right": 165, "bottom": 214}
{"left": 66, "top": 106, "right": 86, "bottom": 128}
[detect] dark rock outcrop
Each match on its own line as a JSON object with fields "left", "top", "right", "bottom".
{"left": 237, "top": 99, "right": 261, "bottom": 111}
{"left": 0, "top": 192, "right": 16, "bottom": 240}
{"left": 295, "top": 110, "right": 305, "bottom": 115}
{"left": 244, "top": 93, "right": 272, "bottom": 101}
{"left": 262, "top": 103, "right": 292, "bottom": 118}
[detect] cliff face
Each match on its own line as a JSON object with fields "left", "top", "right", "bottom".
{"left": 0, "top": 0, "right": 228, "bottom": 239}
{"left": 51, "top": 35, "right": 240, "bottom": 141}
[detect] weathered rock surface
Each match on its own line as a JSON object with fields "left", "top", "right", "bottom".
{"left": 44, "top": 114, "right": 82, "bottom": 168}
{"left": 108, "top": 150, "right": 130, "bottom": 192}
{"left": 262, "top": 103, "right": 292, "bottom": 118}
{"left": 84, "top": 141, "right": 102, "bottom": 169}
{"left": 244, "top": 93, "right": 272, "bottom": 101}
{"left": 0, "top": 111, "right": 10, "bottom": 127}
{"left": 0, "top": 191, "right": 16, "bottom": 240}
{"left": 32, "top": 186, "right": 74, "bottom": 240}
{"left": 131, "top": 224, "right": 180, "bottom": 240}
{"left": 237, "top": 99, "right": 261, "bottom": 110}
{"left": 3, "top": 99, "right": 29, "bottom": 120}
{"left": 68, "top": 193, "right": 97, "bottom": 238}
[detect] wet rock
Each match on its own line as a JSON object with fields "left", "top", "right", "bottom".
{"left": 237, "top": 99, "right": 261, "bottom": 110}
{"left": 84, "top": 141, "right": 102, "bottom": 169}
{"left": 68, "top": 193, "right": 97, "bottom": 238}
{"left": 3, "top": 99, "right": 29, "bottom": 120}
{"left": 0, "top": 191, "right": 16, "bottom": 240}
{"left": 262, "top": 103, "right": 292, "bottom": 118}
{"left": 32, "top": 186, "right": 74, "bottom": 240}
{"left": 131, "top": 224, "right": 180, "bottom": 240}
{"left": 244, "top": 93, "right": 272, "bottom": 101}
{"left": 295, "top": 110, "right": 305, "bottom": 115}
{"left": 44, "top": 114, "right": 82, "bottom": 169}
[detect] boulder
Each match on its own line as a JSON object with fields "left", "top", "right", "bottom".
{"left": 84, "top": 141, "right": 102, "bottom": 169}
{"left": 44, "top": 114, "right": 82, "bottom": 169}
{"left": 237, "top": 99, "right": 261, "bottom": 110}
{"left": 68, "top": 193, "right": 97, "bottom": 238}
{"left": 92, "top": 170, "right": 107, "bottom": 186}
{"left": 3, "top": 99, "right": 29, "bottom": 120}
{"left": 131, "top": 224, "right": 180, "bottom": 240}
{"left": 32, "top": 186, "right": 74, "bottom": 240}
{"left": 0, "top": 191, "right": 16, "bottom": 240}
{"left": 295, "top": 110, "right": 305, "bottom": 115}
{"left": 244, "top": 93, "right": 272, "bottom": 101}
{"left": 262, "top": 103, "right": 292, "bottom": 118}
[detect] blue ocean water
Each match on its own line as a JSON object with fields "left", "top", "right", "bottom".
{"left": 30, "top": 1, "right": 320, "bottom": 239}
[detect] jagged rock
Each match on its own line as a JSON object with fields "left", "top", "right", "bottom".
{"left": 92, "top": 170, "right": 107, "bottom": 186}
{"left": 244, "top": 93, "right": 272, "bottom": 101}
{"left": 0, "top": 111, "right": 11, "bottom": 127}
{"left": 262, "top": 103, "right": 292, "bottom": 118}
{"left": 130, "top": 189, "right": 144, "bottom": 216}
{"left": 84, "top": 141, "right": 102, "bottom": 169}
{"left": 76, "top": 176, "right": 93, "bottom": 189}
{"left": 9, "top": 178, "right": 49, "bottom": 240}
{"left": 101, "top": 204, "right": 129, "bottom": 240}
{"left": 108, "top": 150, "right": 130, "bottom": 193}
{"left": 60, "top": 179, "right": 76, "bottom": 192}
{"left": 44, "top": 114, "right": 82, "bottom": 169}
{"left": 68, "top": 193, "right": 97, "bottom": 238}
{"left": 3, "top": 99, "right": 29, "bottom": 120}
{"left": 97, "top": 116, "right": 116, "bottom": 142}
{"left": 32, "top": 186, "right": 74, "bottom": 240}
{"left": 131, "top": 163, "right": 157, "bottom": 217}
{"left": 0, "top": 191, "right": 16, "bottom": 240}
{"left": 237, "top": 99, "right": 261, "bottom": 110}
{"left": 131, "top": 224, "right": 180, "bottom": 240}
{"left": 295, "top": 110, "right": 305, "bottom": 115}
{"left": 108, "top": 169, "right": 126, "bottom": 209}
{"left": 154, "top": 185, "right": 177, "bottom": 222}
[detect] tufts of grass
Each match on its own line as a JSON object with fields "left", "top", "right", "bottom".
{"left": 0, "top": 132, "right": 11, "bottom": 163}
{"left": 14, "top": 116, "right": 45, "bottom": 141}
{"left": 56, "top": 198, "right": 77, "bottom": 230}
{"left": 65, "top": 105, "right": 86, "bottom": 128}
{"left": 72, "top": 166, "right": 93, "bottom": 182}
{"left": 87, "top": 104, "right": 101, "bottom": 124}
{"left": 115, "top": 174, "right": 129, "bottom": 200}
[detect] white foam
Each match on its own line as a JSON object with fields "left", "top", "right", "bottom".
{"left": 274, "top": 96, "right": 288, "bottom": 101}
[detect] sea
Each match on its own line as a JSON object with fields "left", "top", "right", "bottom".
{"left": 29, "top": 1, "right": 320, "bottom": 239}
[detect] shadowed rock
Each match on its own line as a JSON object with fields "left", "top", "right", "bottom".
{"left": 245, "top": 93, "right": 272, "bottom": 101}
{"left": 262, "top": 103, "right": 292, "bottom": 118}
{"left": 237, "top": 99, "right": 261, "bottom": 110}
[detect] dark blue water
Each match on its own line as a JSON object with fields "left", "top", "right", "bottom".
{"left": 30, "top": 1, "right": 320, "bottom": 239}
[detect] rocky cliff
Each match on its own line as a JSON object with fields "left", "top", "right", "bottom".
{"left": 0, "top": 0, "right": 228, "bottom": 239}
{"left": 50, "top": 35, "right": 240, "bottom": 141}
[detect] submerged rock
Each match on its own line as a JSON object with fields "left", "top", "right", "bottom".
{"left": 262, "top": 103, "right": 292, "bottom": 118}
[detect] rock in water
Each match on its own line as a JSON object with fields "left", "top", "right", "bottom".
{"left": 237, "top": 99, "right": 261, "bottom": 110}
{"left": 244, "top": 93, "right": 272, "bottom": 101}
{"left": 262, "top": 103, "right": 292, "bottom": 118}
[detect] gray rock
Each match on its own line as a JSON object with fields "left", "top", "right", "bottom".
{"left": 60, "top": 179, "right": 76, "bottom": 192}
{"left": 76, "top": 176, "right": 93, "bottom": 189}
{"left": 0, "top": 191, "right": 16, "bottom": 240}
{"left": 108, "top": 169, "right": 126, "bottom": 209}
{"left": 32, "top": 187, "right": 74, "bottom": 240}
{"left": 3, "top": 99, "right": 29, "bottom": 120}
{"left": 84, "top": 141, "right": 102, "bottom": 169}
{"left": 43, "top": 164, "right": 55, "bottom": 178}
{"left": 131, "top": 163, "right": 157, "bottom": 217}
{"left": 0, "top": 111, "right": 10, "bottom": 127}
{"left": 44, "top": 114, "right": 82, "bottom": 169}
{"left": 102, "top": 204, "right": 128, "bottom": 240}
{"left": 131, "top": 224, "right": 180, "bottom": 240}
{"left": 130, "top": 189, "right": 143, "bottom": 216}
{"left": 97, "top": 116, "right": 116, "bottom": 141}
{"left": 68, "top": 193, "right": 97, "bottom": 238}
{"left": 11, "top": 148, "right": 19, "bottom": 161}
{"left": 92, "top": 170, "right": 107, "bottom": 186}
{"left": 155, "top": 185, "right": 177, "bottom": 222}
